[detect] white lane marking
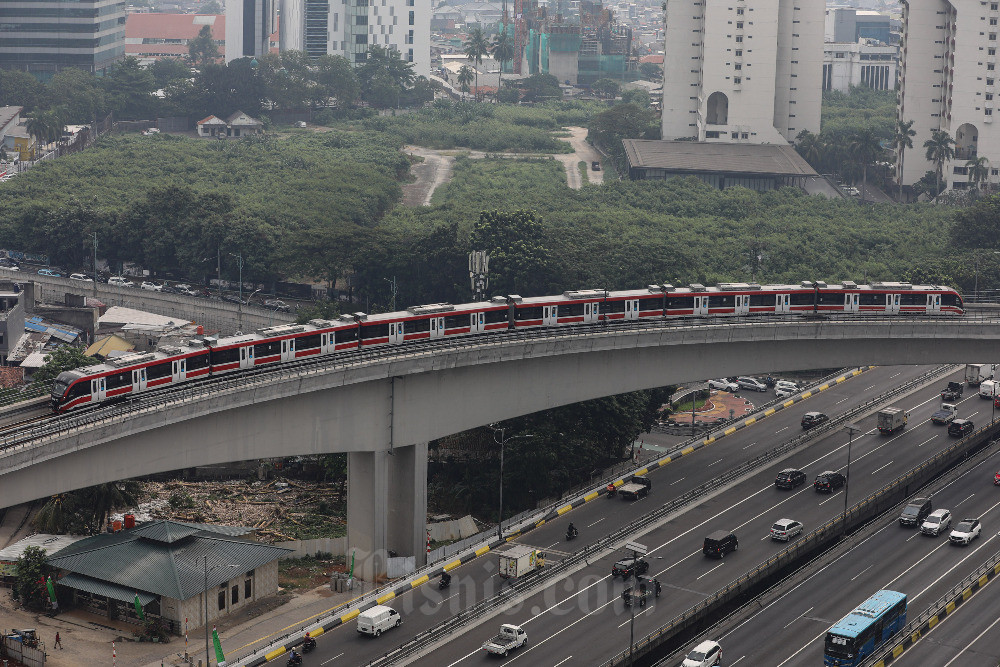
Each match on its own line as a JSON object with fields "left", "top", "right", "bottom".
{"left": 865, "top": 385, "right": 876, "bottom": 391}
{"left": 906, "top": 531, "right": 922, "bottom": 542}
{"left": 775, "top": 629, "right": 827, "bottom": 667}
{"left": 783, "top": 606, "right": 814, "bottom": 629}
{"left": 836, "top": 397, "right": 850, "bottom": 404}
{"left": 954, "top": 494, "right": 975, "bottom": 509}
{"left": 435, "top": 592, "right": 459, "bottom": 606}
{"left": 730, "top": 657, "right": 746, "bottom": 666}
{"left": 552, "top": 657, "right": 574, "bottom": 667}
{"left": 819, "top": 492, "right": 843, "bottom": 505}
{"left": 890, "top": 373, "right": 900, "bottom": 378}
{"left": 670, "top": 477, "right": 686, "bottom": 485}
{"left": 587, "top": 518, "right": 605, "bottom": 528}
{"left": 321, "top": 653, "right": 345, "bottom": 665}
{"left": 871, "top": 460, "right": 894, "bottom": 474}
{"left": 917, "top": 435, "right": 938, "bottom": 447}
{"left": 696, "top": 562, "right": 725, "bottom": 580}
{"left": 775, "top": 427, "right": 789, "bottom": 433}
{"left": 709, "top": 458, "right": 724, "bottom": 467}
{"left": 544, "top": 542, "right": 559, "bottom": 549}
{"left": 938, "top": 605, "right": 1000, "bottom": 667}
{"left": 851, "top": 564, "right": 873, "bottom": 581}
{"left": 616, "top": 606, "right": 652, "bottom": 629}
{"left": 743, "top": 442, "right": 757, "bottom": 450}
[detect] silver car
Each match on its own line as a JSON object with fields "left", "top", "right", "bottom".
{"left": 769, "top": 518, "right": 803, "bottom": 541}
{"left": 921, "top": 509, "right": 952, "bottom": 536}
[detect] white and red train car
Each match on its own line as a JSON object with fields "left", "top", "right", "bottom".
{"left": 51, "top": 281, "right": 963, "bottom": 412}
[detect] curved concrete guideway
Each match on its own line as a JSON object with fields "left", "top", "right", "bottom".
{"left": 1, "top": 317, "right": 996, "bottom": 576}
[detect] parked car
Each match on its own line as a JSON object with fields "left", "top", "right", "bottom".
{"left": 265, "top": 299, "right": 292, "bottom": 312}
{"left": 591, "top": 161, "right": 601, "bottom": 171}
{"left": 813, "top": 470, "right": 845, "bottom": 493}
{"left": 801, "top": 412, "right": 829, "bottom": 429}
{"left": 948, "top": 419, "right": 974, "bottom": 437}
{"left": 708, "top": 378, "right": 739, "bottom": 392}
{"left": 69, "top": 273, "right": 93, "bottom": 282}
{"left": 682, "top": 640, "right": 722, "bottom": 667}
{"left": 769, "top": 518, "right": 803, "bottom": 541}
{"left": 920, "top": 509, "right": 952, "bottom": 536}
{"left": 949, "top": 518, "right": 982, "bottom": 545}
{"left": 736, "top": 377, "right": 768, "bottom": 392}
{"left": 37, "top": 268, "right": 61, "bottom": 277}
{"left": 775, "top": 386, "right": 796, "bottom": 398}
{"left": 612, "top": 556, "right": 649, "bottom": 579}
{"left": 108, "top": 276, "right": 134, "bottom": 288}
{"left": 174, "top": 284, "right": 200, "bottom": 296}
{"left": 774, "top": 380, "right": 800, "bottom": 394}
{"left": 140, "top": 281, "right": 163, "bottom": 292}
{"left": 774, "top": 468, "right": 807, "bottom": 489}
{"left": 0, "top": 258, "right": 19, "bottom": 268}
{"left": 221, "top": 294, "right": 248, "bottom": 305}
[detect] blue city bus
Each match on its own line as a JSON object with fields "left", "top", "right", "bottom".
{"left": 824, "top": 590, "right": 907, "bottom": 666}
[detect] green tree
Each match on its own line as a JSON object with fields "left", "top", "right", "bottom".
{"left": 83, "top": 481, "right": 143, "bottom": 534}
{"left": 847, "top": 128, "right": 884, "bottom": 196}
{"left": 588, "top": 103, "right": 659, "bottom": 170}
{"left": 490, "top": 27, "right": 516, "bottom": 103}
{"left": 0, "top": 70, "right": 48, "bottom": 111}
{"left": 188, "top": 24, "right": 220, "bottom": 67}
{"left": 315, "top": 54, "right": 360, "bottom": 106}
{"left": 469, "top": 209, "right": 549, "bottom": 295}
{"left": 149, "top": 57, "right": 192, "bottom": 90}
{"left": 638, "top": 62, "right": 662, "bottom": 82}
{"left": 102, "top": 56, "right": 157, "bottom": 120}
{"left": 795, "top": 130, "right": 824, "bottom": 170}
{"left": 620, "top": 88, "right": 650, "bottom": 108}
{"left": 14, "top": 546, "right": 51, "bottom": 611}
{"left": 33, "top": 346, "right": 99, "bottom": 384}
{"left": 951, "top": 194, "right": 1000, "bottom": 248}
{"left": 518, "top": 73, "right": 562, "bottom": 103}
{"left": 463, "top": 27, "right": 490, "bottom": 101}
{"left": 33, "top": 494, "right": 83, "bottom": 534}
{"left": 48, "top": 67, "right": 106, "bottom": 123}
{"left": 924, "top": 129, "right": 956, "bottom": 197}
{"left": 457, "top": 65, "right": 474, "bottom": 100}
{"left": 967, "top": 155, "right": 990, "bottom": 194}
{"left": 591, "top": 78, "right": 621, "bottom": 99}
{"left": 892, "top": 119, "right": 916, "bottom": 202}
{"left": 200, "top": 0, "right": 222, "bottom": 12}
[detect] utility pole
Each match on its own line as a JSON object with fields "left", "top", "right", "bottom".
{"left": 384, "top": 276, "right": 397, "bottom": 312}
{"left": 92, "top": 231, "right": 98, "bottom": 295}
{"left": 842, "top": 424, "right": 860, "bottom": 536}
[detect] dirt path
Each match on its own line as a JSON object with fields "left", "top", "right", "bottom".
{"left": 402, "top": 146, "right": 455, "bottom": 206}
{"left": 556, "top": 126, "right": 605, "bottom": 189}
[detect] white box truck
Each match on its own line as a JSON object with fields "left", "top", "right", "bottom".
{"left": 980, "top": 379, "right": 998, "bottom": 399}
{"left": 877, "top": 407, "right": 908, "bottom": 434}
{"left": 966, "top": 364, "right": 994, "bottom": 386}
{"left": 498, "top": 545, "right": 544, "bottom": 578}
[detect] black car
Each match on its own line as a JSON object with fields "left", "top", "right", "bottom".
{"left": 948, "top": 419, "right": 974, "bottom": 437}
{"left": 703, "top": 530, "right": 738, "bottom": 558}
{"left": 899, "top": 497, "right": 932, "bottom": 527}
{"left": 591, "top": 161, "right": 601, "bottom": 171}
{"left": 941, "top": 381, "right": 964, "bottom": 401}
{"left": 612, "top": 557, "right": 649, "bottom": 579}
{"left": 814, "top": 470, "right": 846, "bottom": 493}
{"left": 221, "top": 294, "right": 248, "bottom": 305}
{"left": 801, "top": 412, "right": 829, "bottom": 429}
{"left": 775, "top": 468, "right": 807, "bottom": 489}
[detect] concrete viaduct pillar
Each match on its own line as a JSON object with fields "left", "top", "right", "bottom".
{"left": 346, "top": 442, "right": 428, "bottom": 581}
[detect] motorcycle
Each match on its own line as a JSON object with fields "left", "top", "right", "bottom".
{"left": 439, "top": 574, "right": 451, "bottom": 590}
{"left": 566, "top": 527, "right": 578, "bottom": 541}
{"left": 606, "top": 484, "right": 617, "bottom": 498}
{"left": 302, "top": 637, "right": 317, "bottom": 653}
{"left": 287, "top": 653, "right": 303, "bottom": 667}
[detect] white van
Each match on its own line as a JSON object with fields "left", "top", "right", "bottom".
{"left": 356, "top": 605, "right": 401, "bottom": 637}
{"left": 980, "top": 380, "right": 997, "bottom": 399}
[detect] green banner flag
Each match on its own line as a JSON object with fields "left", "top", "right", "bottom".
{"left": 212, "top": 625, "right": 226, "bottom": 665}
{"left": 133, "top": 593, "right": 145, "bottom": 620}
{"left": 45, "top": 576, "right": 56, "bottom": 603}
{"left": 348, "top": 549, "right": 355, "bottom": 580}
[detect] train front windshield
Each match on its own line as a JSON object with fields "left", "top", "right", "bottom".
{"left": 50, "top": 379, "right": 69, "bottom": 402}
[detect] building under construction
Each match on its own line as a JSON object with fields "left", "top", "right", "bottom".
{"left": 511, "top": 0, "right": 636, "bottom": 86}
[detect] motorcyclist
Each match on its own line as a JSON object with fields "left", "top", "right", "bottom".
{"left": 288, "top": 649, "right": 302, "bottom": 665}
{"left": 567, "top": 523, "right": 578, "bottom": 538}
{"left": 653, "top": 578, "right": 662, "bottom": 597}
{"left": 303, "top": 636, "right": 316, "bottom": 650}
{"left": 440, "top": 572, "right": 452, "bottom": 588}
{"left": 607, "top": 483, "right": 616, "bottom": 496}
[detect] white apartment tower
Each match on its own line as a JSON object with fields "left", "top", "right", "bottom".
{"left": 661, "top": 0, "right": 824, "bottom": 144}
{"left": 279, "top": 0, "right": 431, "bottom": 78}
{"left": 898, "top": 1, "right": 999, "bottom": 191}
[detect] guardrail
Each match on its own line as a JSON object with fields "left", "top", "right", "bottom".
{"left": 600, "top": 404, "right": 1000, "bottom": 666}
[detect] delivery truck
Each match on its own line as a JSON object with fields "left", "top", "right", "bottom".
{"left": 498, "top": 545, "right": 544, "bottom": 579}
{"left": 877, "top": 407, "right": 908, "bottom": 434}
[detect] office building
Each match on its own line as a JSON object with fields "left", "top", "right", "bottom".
{"left": 225, "top": 0, "right": 275, "bottom": 62}
{"left": 660, "top": 0, "right": 824, "bottom": 144}
{"left": 822, "top": 41, "right": 897, "bottom": 92}
{"left": 277, "top": 0, "right": 431, "bottom": 77}
{"left": 826, "top": 7, "right": 894, "bottom": 45}
{"left": 898, "top": 0, "right": 1000, "bottom": 192}
{"left": 0, "top": 0, "right": 125, "bottom": 79}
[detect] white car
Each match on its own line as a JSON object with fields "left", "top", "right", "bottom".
{"left": 682, "top": 640, "right": 722, "bottom": 667}
{"left": 140, "top": 281, "right": 163, "bottom": 292}
{"left": 775, "top": 386, "right": 796, "bottom": 398}
{"left": 769, "top": 518, "right": 803, "bottom": 541}
{"left": 921, "top": 509, "right": 952, "bottom": 536}
{"left": 949, "top": 518, "right": 982, "bottom": 545}
{"left": 774, "top": 380, "right": 800, "bottom": 394}
{"left": 69, "top": 273, "right": 93, "bottom": 282}
{"left": 708, "top": 379, "right": 739, "bottom": 392}
{"left": 108, "top": 276, "right": 134, "bottom": 288}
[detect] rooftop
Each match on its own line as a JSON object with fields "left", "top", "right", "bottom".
{"left": 623, "top": 140, "right": 818, "bottom": 177}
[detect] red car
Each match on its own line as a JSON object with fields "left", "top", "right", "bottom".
{"left": 994, "top": 470, "right": 1000, "bottom": 485}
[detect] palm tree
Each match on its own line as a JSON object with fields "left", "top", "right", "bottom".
{"left": 967, "top": 155, "right": 990, "bottom": 194}
{"left": 892, "top": 119, "right": 916, "bottom": 202}
{"left": 491, "top": 26, "right": 516, "bottom": 103}
{"left": 457, "top": 65, "right": 474, "bottom": 101}
{"left": 924, "top": 129, "right": 956, "bottom": 197}
{"left": 848, "top": 129, "right": 884, "bottom": 199}
{"left": 794, "top": 130, "right": 823, "bottom": 169}
{"left": 464, "top": 27, "right": 490, "bottom": 102}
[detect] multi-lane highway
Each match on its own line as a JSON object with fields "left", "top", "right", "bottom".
{"left": 404, "top": 367, "right": 984, "bottom": 667}
{"left": 718, "top": 439, "right": 1000, "bottom": 666}
{"left": 292, "top": 365, "right": 970, "bottom": 666}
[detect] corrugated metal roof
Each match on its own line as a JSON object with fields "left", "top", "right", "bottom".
{"left": 58, "top": 573, "right": 157, "bottom": 605}
{"left": 0, "top": 534, "right": 89, "bottom": 562}
{"left": 623, "top": 140, "right": 818, "bottom": 177}
{"left": 85, "top": 335, "right": 134, "bottom": 358}
{"left": 47, "top": 521, "right": 289, "bottom": 600}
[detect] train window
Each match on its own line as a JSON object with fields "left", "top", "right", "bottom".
{"left": 941, "top": 294, "right": 959, "bottom": 306}
{"left": 337, "top": 328, "right": 359, "bottom": 343}
{"left": 560, "top": 302, "right": 585, "bottom": 317}
{"left": 789, "top": 292, "right": 815, "bottom": 306}
{"left": 213, "top": 348, "right": 239, "bottom": 365}
{"left": 858, "top": 293, "right": 882, "bottom": 306}
{"left": 360, "top": 323, "right": 390, "bottom": 339}
{"left": 255, "top": 341, "right": 280, "bottom": 358}
{"left": 298, "top": 334, "right": 320, "bottom": 350}
{"left": 816, "top": 292, "right": 844, "bottom": 305}
{"left": 515, "top": 306, "right": 544, "bottom": 321}
{"left": 187, "top": 354, "right": 210, "bottom": 370}
{"left": 408, "top": 318, "right": 430, "bottom": 333}
{"left": 637, "top": 297, "right": 663, "bottom": 313}
{"left": 484, "top": 309, "right": 509, "bottom": 324}
{"left": 68, "top": 382, "right": 89, "bottom": 399}
{"left": 106, "top": 371, "right": 130, "bottom": 389}
{"left": 603, "top": 299, "right": 626, "bottom": 314}
{"left": 146, "top": 362, "right": 171, "bottom": 380}
{"left": 900, "top": 293, "right": 924, "bottom": 305}
{"left": 444, "top": 313, "right": 468, "bottom": 329}
{"left": 665, "top": 296, "right": 694, "bottom": 310}
{"left": 708, "top": 294, "right": 735, "bottom": 308}
{"left": 748, "top": 294, "right": 772, "bottom": 307}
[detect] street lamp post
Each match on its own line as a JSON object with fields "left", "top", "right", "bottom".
{"left": 842, "top": 424, "right": 860, "bottom": 536}
{"left": 203, "top": 556, "right": 236, "bottom": 667}
{"left": 489, "top": 426, "right": 534, "bottom": 541}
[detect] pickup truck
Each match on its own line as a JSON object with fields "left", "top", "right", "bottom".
{"left": 619, "top": 475, "right": 652, "bottom": 500}
{"left": 482, "top": 624, "right": 527, "bottom": 656}
{"left": 941, "top": 381, "right": 964, "bottom": 401}
{"left": 931, "top": 403, "right": 958, "bottom": 425}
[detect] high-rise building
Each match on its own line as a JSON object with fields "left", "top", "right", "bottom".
{"left": 277, "top": 0, "right": 431, "bottom": 78}
{"left": 225, "top": 0, "right": 276, "bottom": 62}
{"left": 0, "top": 0, "right": 125, "bottom": 79}
{"left": 898, "top": 0, "right": 999, "bottom": 192}
{"left": 660, "top": 0, "right": 823, "bottom": 144}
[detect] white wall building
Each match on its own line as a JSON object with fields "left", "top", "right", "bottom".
{"left": 279, "top": 0, "right": 431, "bottom": 78}
{"left": 898, "top": 0, "right": 1000, "bottom": 192}
{"left": 822, "top": 41, "right": 898, "bottom": 92}
{"left": 660, "top": 0, "right": 824, "bottom": 144}
{"left": 225, "top": 0, "right": 276, "bottom": 62}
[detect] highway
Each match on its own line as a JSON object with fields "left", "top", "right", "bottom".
{"left": 717, "top": 441, "right": 1000, "bottom": 666}
{"left": 289, "top": 364, "right": 958, "bottom": 666}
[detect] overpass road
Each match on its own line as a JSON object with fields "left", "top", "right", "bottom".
{"left": 281, "top": 365, "right": 951, "bottom": 666}
{"left": 717, "top": 440, "right": 1000, "bottom": 667}
{"left": 394, "top": 367, "right": 984, "bottom": 667}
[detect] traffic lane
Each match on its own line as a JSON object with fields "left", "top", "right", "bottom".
{"left": 408, "top": 392, "right": 983, "bottom": 667}
{"left": 717, "top": 451, "right": 1000, "bottom": 667}
{"left": 307, "top": 366, "right": 941, "bottom": 664}
{"left": 894, "top": 563, "right": 1000, "bottom": 667}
